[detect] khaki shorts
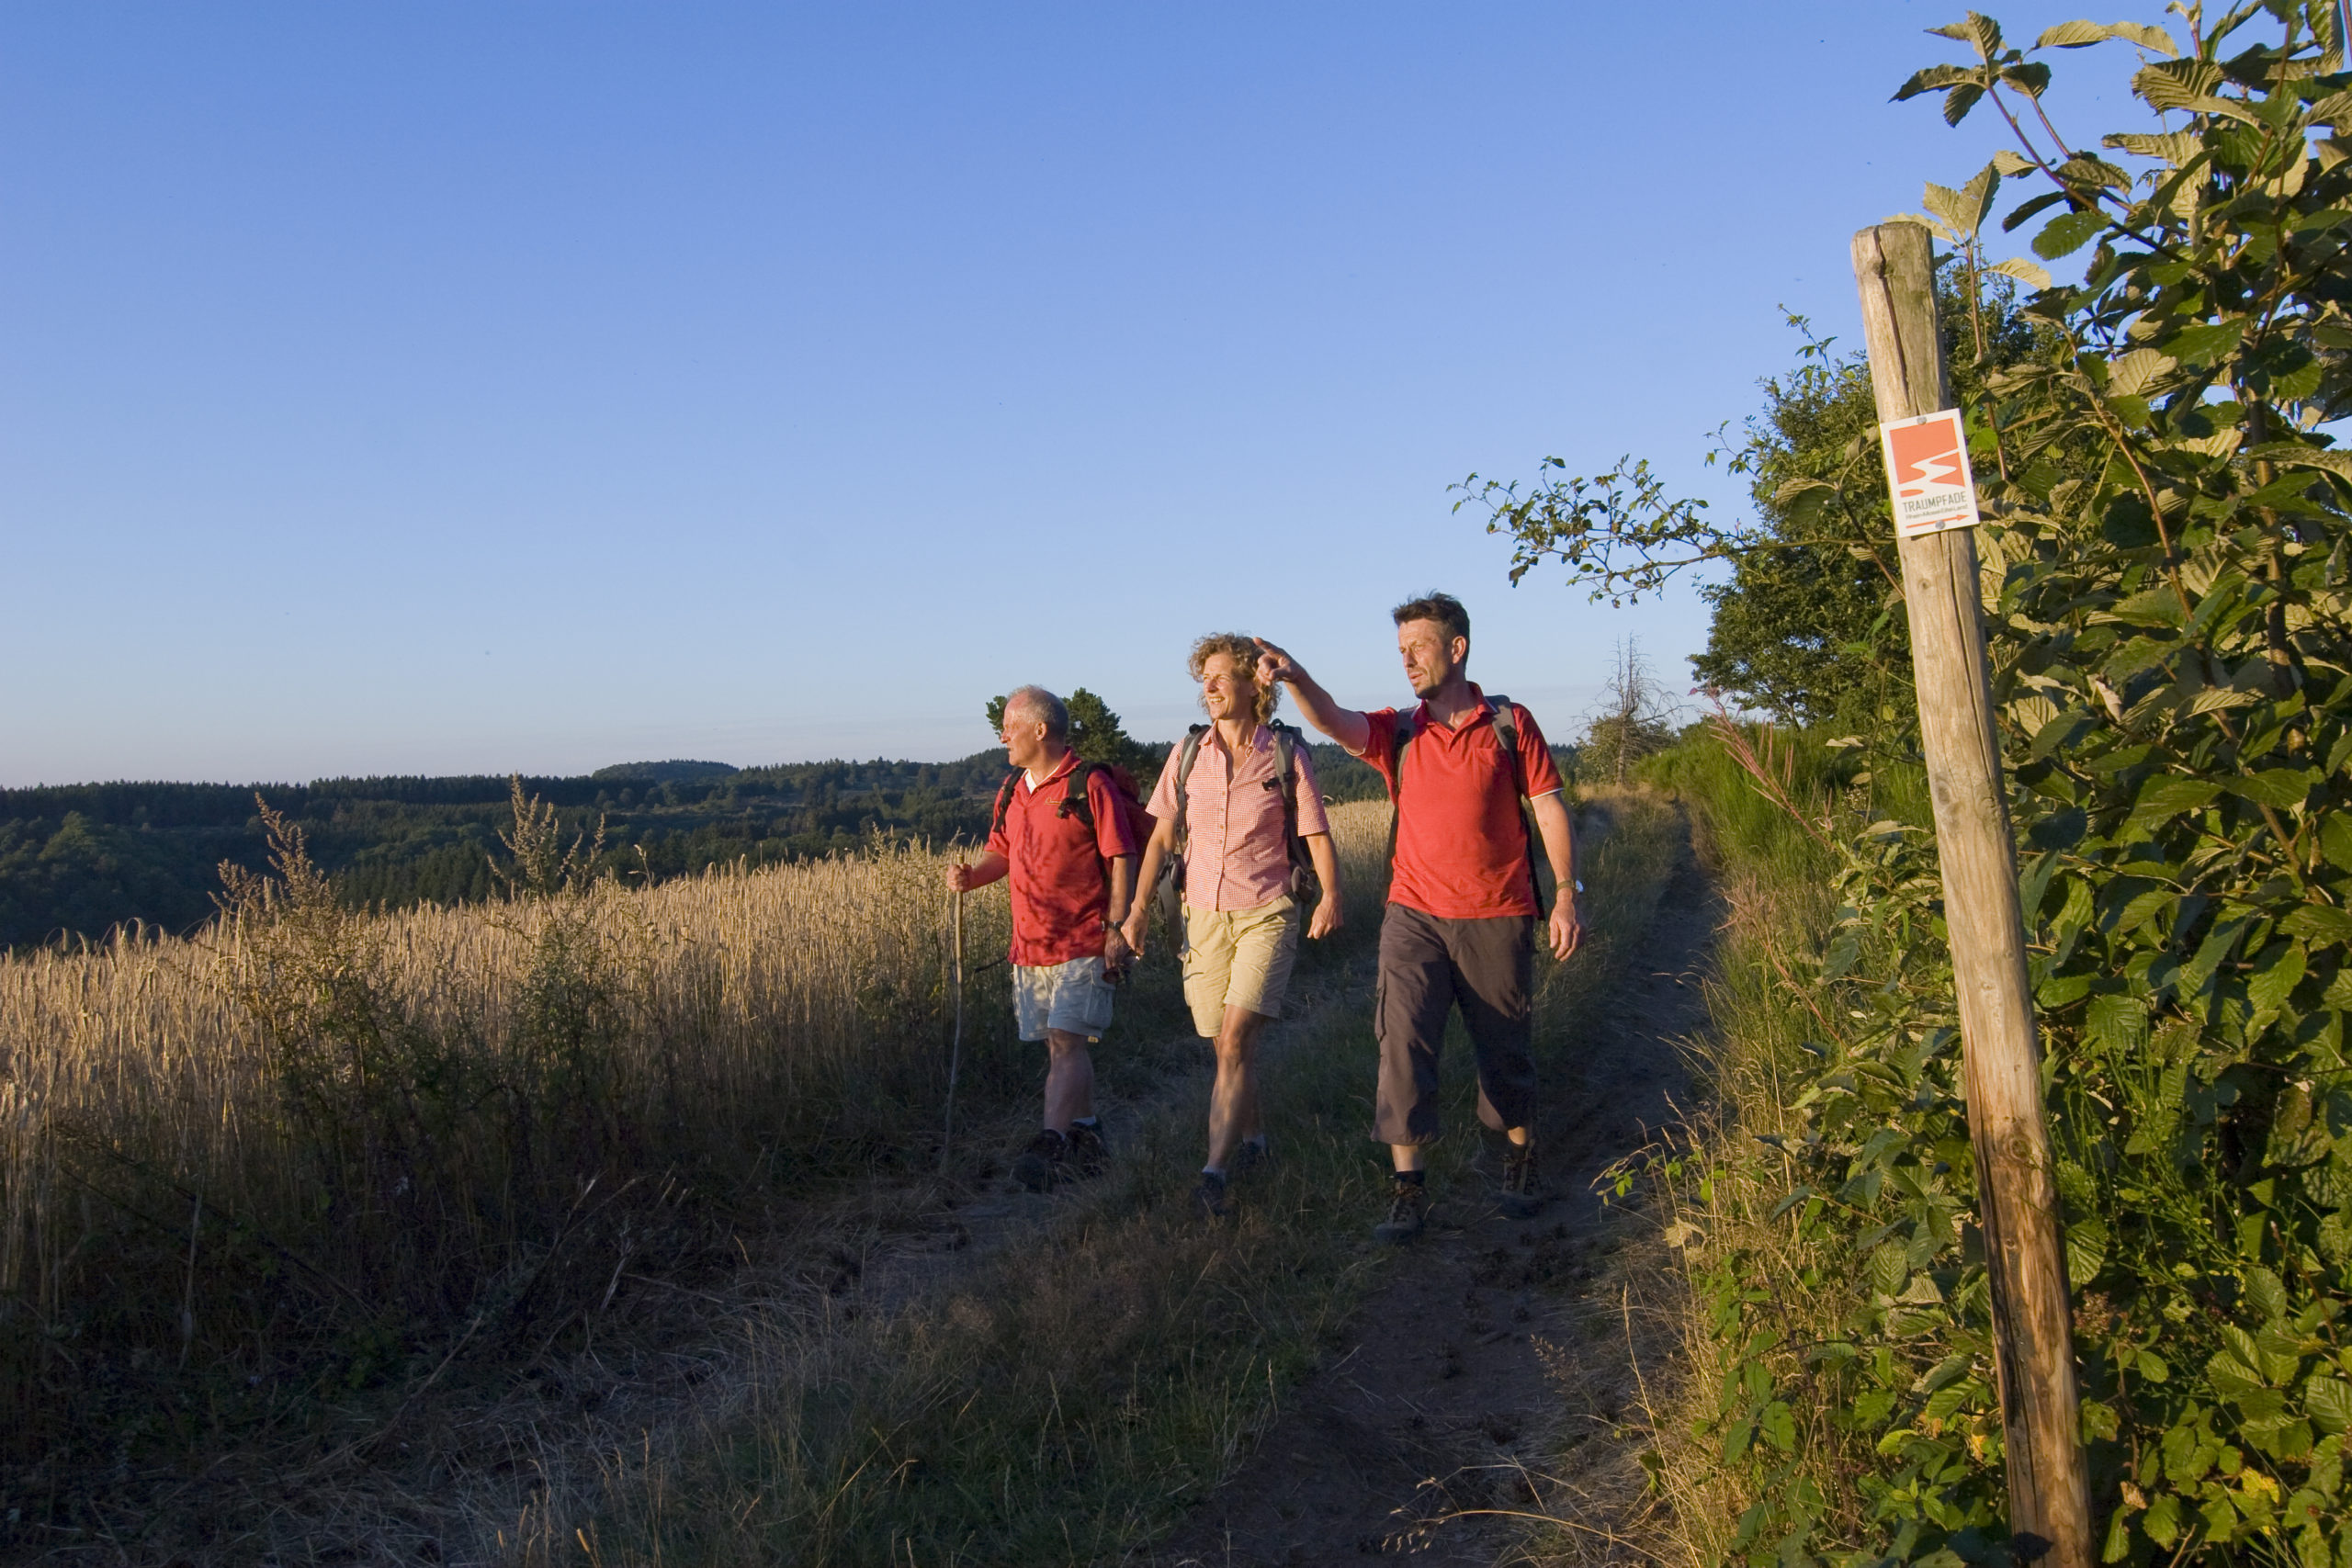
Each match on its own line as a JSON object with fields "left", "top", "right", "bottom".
{"left": 1181, "top": 895, "right": 1299, "bottom": 1037}
{"left": 1013, "top": 955, "right": 1116, "bottom": 1043}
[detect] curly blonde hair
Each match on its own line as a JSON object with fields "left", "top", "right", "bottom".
{"left": 1187, "top": 633, "right": 1281, "bottom": 727}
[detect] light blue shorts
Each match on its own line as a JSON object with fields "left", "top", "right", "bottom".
{"left": 1012, "top": 955, "right": 1116, "bottom": 1043}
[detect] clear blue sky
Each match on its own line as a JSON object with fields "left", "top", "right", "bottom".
{"left": 3, "top": 2, "right": 2138, "bottom": 786}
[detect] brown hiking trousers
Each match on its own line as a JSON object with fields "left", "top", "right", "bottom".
{"left": 1372, "top": 904, "right": 1536, "bottom": 1145}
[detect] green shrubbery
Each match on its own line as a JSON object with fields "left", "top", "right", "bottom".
{"left": 1611, "top": 6, "right": 2352, "bottom": 1562}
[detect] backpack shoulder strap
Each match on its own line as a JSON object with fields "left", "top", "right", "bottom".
{"left": 1171, "top": 726, "right": 1208, "bottom": 846}
{"left": 1383, "top": 708, "right": 1421, "bottom": 871}
{"left": 1388, "top": 707, "right": 1424, "bottom": 801}
{"left": 1057, "top": 760, "right": 1098, "bottom": 831}
{"left": 1484, "top": 694, "right": 1553, "bottom": 915}
{"left": 990, "top": 770, "right": 1021, "bottom": 840}
{"left": 1270, "top": 723, "right": 1303, "bottom": 831}
{"left": 1486, "top": 694, "right": 1527, "bottom": 797}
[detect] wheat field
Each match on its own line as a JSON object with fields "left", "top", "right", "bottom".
{"left": 0, "top": 797, "right": 1388, "bottom": 1479}
{"left": 0, "top": 810, "right": 1038, "bottom": 1455}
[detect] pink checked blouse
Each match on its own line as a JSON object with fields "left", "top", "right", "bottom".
{"left": 1145, "top": 724, "right": 1332, "bottom": 911}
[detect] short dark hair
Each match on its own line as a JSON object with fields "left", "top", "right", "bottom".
{"left": 1391, "top": 592, "right": 1469, "bottom": 646}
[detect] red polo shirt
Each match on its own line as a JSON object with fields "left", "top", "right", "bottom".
{"left": 1354, "top": 687, "right": 1564, "bottom": 919}
{"left": 986, "top": 751, "right": 1140, "bottom": 966}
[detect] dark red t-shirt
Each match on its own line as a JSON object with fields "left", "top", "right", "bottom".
{"left": 986, "top": 751, "right": 1141, "bottom": 966}
{"left": 1354, "top": 687, "right": 1565, "bottom": 919}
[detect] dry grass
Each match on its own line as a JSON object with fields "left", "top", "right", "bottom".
{"left": 1606, "top": 738, "right": 1874, "bottom": 1568}
{"left": 0, "top": 811, "right": 1019, "bottom": 1521}
{"left": 0, "top": 794, "right": 1392, "bottom": 1562}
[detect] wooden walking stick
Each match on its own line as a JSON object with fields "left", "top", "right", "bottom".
{"left": 1850, "top": 221, "right": 2091, "bottom": 1568}
{"left": 940, "top": 884, "right": 966, "bottom": 1175}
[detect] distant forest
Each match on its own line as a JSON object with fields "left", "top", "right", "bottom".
{"left": 0, "top": 744, "right": 1405, "bottom": 952}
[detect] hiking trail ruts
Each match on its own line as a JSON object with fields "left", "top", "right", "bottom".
{"left": 1145, "top": 821, "right": 1720, "bottom": 1568}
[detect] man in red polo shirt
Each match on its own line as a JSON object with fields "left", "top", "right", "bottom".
{"left": 1255, "top": 592, "right": 1581, "bottom": 1241}
{"left": 946, "top": 685, "right": 1140, "bottom": 1191}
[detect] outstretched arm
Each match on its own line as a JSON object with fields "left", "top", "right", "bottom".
{"left": 1252, "top": 639, "right": 1372, "bottom": 755}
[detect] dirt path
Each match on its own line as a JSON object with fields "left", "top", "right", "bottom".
{"left": 40, "top": 809, "right": 1709, "bottom": 1566}
{"left": 1145, "top": 833, "right": 1721, "bottom": 1568}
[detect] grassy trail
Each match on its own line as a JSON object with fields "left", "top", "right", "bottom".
{"left": 0, "top": 791, "right": 1693, "bottom": 1565}
{"left": 1149, "top": 793, "right": 1707, "bottom": 1567}
{"left": 503, "top": 789, "right": 1693, "bottom": 1568}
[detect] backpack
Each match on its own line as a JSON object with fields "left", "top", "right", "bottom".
{"left": 1152, "top": 722, "right": 1320, "bottom": 935}
{"left": 1386, "top": 694, "right": 1551, "bottom": 917}
{"left": 989, "top": 758, "right": 1156, "bottom": 874}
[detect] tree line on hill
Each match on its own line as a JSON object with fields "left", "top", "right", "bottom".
{"left": 0, "top": 691, "right": 1415, "bottom": 952}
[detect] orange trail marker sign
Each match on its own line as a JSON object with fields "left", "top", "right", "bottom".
{"left": 1880, "top": 407, "right": 1982, "bottom": 537}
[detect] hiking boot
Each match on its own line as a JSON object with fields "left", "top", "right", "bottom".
{"left": 1012, "top": 1129, "right": 1068, "bottom": 1192}
{"left": 1193, "top": 1170, "right": 1234, "bottom": 1222}
{"left": 1373, "top": 1178, "right": 1428, "bottom": 1244}
{"left": 1227, "top": 1137, "right": 1272, "bottom": 1181}
{"left": 1065, "top": 1121, "right": 1111, "bottom": 1180}
{"left": 1499, "top": 1145, "right": 1546, "bottom": 1219}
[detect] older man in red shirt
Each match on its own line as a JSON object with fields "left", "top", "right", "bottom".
{"left": 1256, "top": 592, "right": 1581, "bottom": 1241}
{"left": 946, "top": 685, "right": 1140, "bottom": 1191}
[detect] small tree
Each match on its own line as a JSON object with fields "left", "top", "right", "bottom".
{"left": 984, "top": 687, "right": 1155, "bottom": 775}
{"left": 1579, "top": 639, "right": 1680, "bottom": 785}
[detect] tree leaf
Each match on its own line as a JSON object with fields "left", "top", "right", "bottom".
{"left": 1894, "top": 62, "right": 1979, "bottom": 102}
{"left": 2004, "top": 188, "right": 2073, "bottom": 231}
{"left": 2157, "top": 318, "right": 2246, "bottom": 367}
{"left": 2036, "top": 19, "right": 2118, "bottom": 48}
{"left": 1987, "top": 255, "right": 2053, "bottom": 288}
{"left": 2105, "top": 130, "right": 2198, "bottom": 163}
{"left": 2135, "top": 57, "right": 2227, "bottom": 113}
{"left": 2110, "top": 21, "right": 2177, "bottom": 54}
{"left": 2222, "top": 769, "right": 2316, "bottom": 808}
{"left": 1923, "top": 181, "right": 1972, "bottom": 235}
{"left": 2130, "top": 775, "right": 2222, "bottom": 822}
{"left": 2282, "top": 904, "right": 2352, "bottom": 944}
{"left": 2243, "top": 441, "right": 2352, "bottom": 482}
{"left": 2035, "top": 209, "right": 2109, "bottom": 258}
{"left": 2318, "top": 812, "right": 2352, "bottom": 873}
{"left": 2308, "top": 1375, "right": 2352, "bottom": 1434}
{"left": 2108, "top": 346, "right": 2179, "bottom": 396}
{"left": 2054, "top": 154, "right": 2132, "bottom": 191}
{"left": 1959, "top": 161, "right": 2007, "bottom": 231}
{"left": 2247, "top": 942, "right": 2307, "bottom": 1012}
{"left": 2002, "top": 61, "right": 2053, "bottom": 96}
{"left": 2066, "top": 1217, "right": 2109, "bottom": 1287}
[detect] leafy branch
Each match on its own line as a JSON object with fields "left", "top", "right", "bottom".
{"left": 1452, "top": 456, "right": 1740, "bottom": 606}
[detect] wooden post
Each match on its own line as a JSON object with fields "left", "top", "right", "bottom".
{"left": 1849, "top": 222, "right": 2092, "bottom": 1568}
